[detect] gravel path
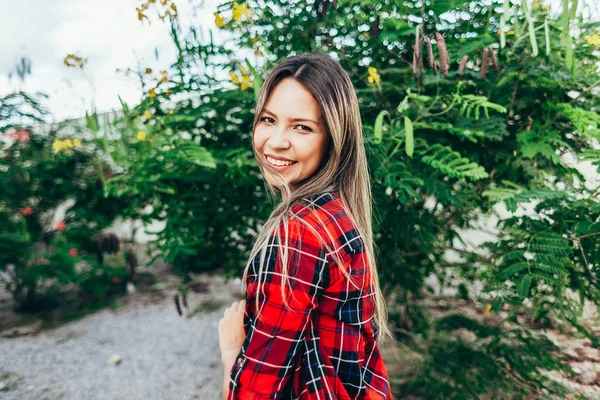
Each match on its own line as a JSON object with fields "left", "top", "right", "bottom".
{"left": 3, "top": 246, "right": 600, "bottom": 399}
{"left": 0, "top": 258, "right": 243, "bottom": 400}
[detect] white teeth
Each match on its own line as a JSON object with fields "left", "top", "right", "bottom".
{"left": 266, "top": 155, "right": 296, "bottom": 166}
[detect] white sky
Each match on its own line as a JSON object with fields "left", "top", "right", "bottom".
{"left": 0, "top": 0, "right": 221, "bottom": 123}
{"left": 1, "top": 0, "right": 598, "bottom": 124}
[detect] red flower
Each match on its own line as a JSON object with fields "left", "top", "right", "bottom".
{"left": 112, "top": 277, "right": 119, "bottom": 284}
{"left": 56, "top": 221, "right": 66, "bottom": 231}
{"left": 8, "top": 130, "right": 30, "bottom": 142}
{"left": 19, "top": 206, "right": 34, "bottom": 216}
{"left": 69, "top": 248, "right": 78, "bottom": 257}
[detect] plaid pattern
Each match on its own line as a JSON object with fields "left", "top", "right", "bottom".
{"left": 227, "top": 191, "right": 391, "bottom": 399}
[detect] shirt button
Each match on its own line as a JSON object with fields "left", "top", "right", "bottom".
{"left": 237, "top": 357, "right": 244, "bottom": 367}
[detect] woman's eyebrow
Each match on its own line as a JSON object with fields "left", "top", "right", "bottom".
{"left": 263, "top": 108, "right": 318, "bottom": 125}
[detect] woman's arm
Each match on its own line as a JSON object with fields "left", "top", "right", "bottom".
{"left": 221, "top": 349, "right": 238, "bottom": 399}
{"left": 227, "top": 218, "right": 329, "bottom": 399}
{"left": 218, "top": 300, "right": 246, "bottom": 400}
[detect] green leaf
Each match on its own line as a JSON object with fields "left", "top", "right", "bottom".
{"left": 178, "top": 142, "right": 217, "bottom": 168}
{"left": 374, "top": 110, "right": 387, "bottom": 144}
{"left": 500, "top": 262, "right": 530, "bottom": 279}
{"left": 245, "top": 58, "right": 263, "bottom": 102}
{"left": 518, "top": 274, "right": 533, "bottom": 297}
{"left": 404, "top": 116, "right": 414, "bottom": 157}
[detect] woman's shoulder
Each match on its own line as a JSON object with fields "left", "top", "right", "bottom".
{"left": 290, "top": 190, "right": 362, "bottom": 257}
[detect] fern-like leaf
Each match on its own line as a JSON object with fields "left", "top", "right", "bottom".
{"left": 418, "top": 143, "right": 489, "bottom": 180}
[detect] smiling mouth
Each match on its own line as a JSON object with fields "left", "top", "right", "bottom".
{"left": 265, "top": 155, "right": 298, "bottom": 167}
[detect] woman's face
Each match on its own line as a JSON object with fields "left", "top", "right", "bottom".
{"left": 253, "top": 78, "right": 329, "bottom": 189}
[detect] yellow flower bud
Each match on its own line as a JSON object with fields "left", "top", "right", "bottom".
{"left": 214, "top": 12, "right": 225, "bottom": 28}
{"left": 586, "top": 35, "right": 600, "bottom": 47}
{"left": 137, "top": 131, "right": 147, "bottom": 141}
{"left": 144, "top": 110, "right": 153, "bottom": 119}
{"left": 241, "top": 74, "right": 250, "bottom": 90}
{"left": 229, "top": 71, "right": 240, "bottom": 85}
{"left": 52, "top": 140, "right": 64, "bottom": 153}
{"left": 483, "top": 303, "right": 492, "bottom": 317}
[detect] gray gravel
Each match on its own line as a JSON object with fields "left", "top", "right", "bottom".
{"left": 0, "top": 272, "right": 243, "bottom": 400}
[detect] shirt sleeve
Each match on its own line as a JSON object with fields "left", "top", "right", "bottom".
{"left": 228, "top": 217, "right": 330, "bottom": 399}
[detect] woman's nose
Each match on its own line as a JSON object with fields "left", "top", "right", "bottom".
{"left": 267, "top": 127, "right": 291, "bottom": 149}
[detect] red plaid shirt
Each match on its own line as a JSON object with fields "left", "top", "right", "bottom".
{"left": 227, "top": 191, "right": 391, "bottom": 399}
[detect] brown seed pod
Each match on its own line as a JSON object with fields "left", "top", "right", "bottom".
{"left": 487, "top": 46, "right": 499, "bottom": 71}
{"left": 316, "top": 0, "right": 329, "bottom": 21}
{"left": 435, "top": 32, "right": 449, "bottom": 75}
{"left": 458, "top": 55, "right": 468, "bottom": 73}
{"left": 412, "top": 46, "right": 418, "bottom": 75}
{"left": 426, "top": 36, "right": 437, "bottom": 74}
{"left": 480, "top": 48, "right": 488, "bottom": 79}
{"left": 174, "top": 294, "right": 182, "bottom": 316}
{"left": 417, "top": 32, "right": 423, "bottom": 62}
{"left": 370, "top": 14, "right": 380, "bottom": 40}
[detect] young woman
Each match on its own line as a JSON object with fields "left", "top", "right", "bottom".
{"left": 218, "top": 52, "right": 392, "bottom": 399}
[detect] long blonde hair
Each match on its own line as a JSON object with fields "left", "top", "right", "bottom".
{"left": 242, "top": 52, "right": 391, "bottom": 343}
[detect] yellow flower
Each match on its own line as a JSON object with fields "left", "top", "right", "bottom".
{"left": 483, "top": 303, "right": 492, "bottom": 317}
{"left": 160, "top": 69, "right": 169, "bottom": 82}
{"left": 586, "top": 34, "right": 600, "bottom": 47}
{"left": 214, "top": 12, "right": 225, "bottom": 28}
{"left": 496, "top": 29, "right": 515, "bottom": 36}
{"left": 239, "top": 65, "right": 248, "bottom": 75}
{"left": 149, "top": 88, "right": 157, "bottom": 98}
{"left": 367, "top": 66, "right": 381, "bottom": 84}
{"left": 241, "top": 74, "right": 250, "bottom": 91}
{"left": 52, "top": 139, "right": 64, "bottom": 153}
{"left": 63, "top": 53, "right": 87, "bottom": 69}
{"left": 52, "top": 138, "right": 80, "bottom": 153}
{"left": 137, "top": 131, "right": 147, "bottom": 141}
{"left": 232, "top": 2, "right": 250, "bottom": 21}
{"left": 144, "top": 110, "right": 153, "bottom": 119}
{"left": 229, "top": 70, "right": 240, "bottom": 85}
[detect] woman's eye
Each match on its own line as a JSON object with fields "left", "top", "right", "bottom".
{"left": 296, "top": 125, "right": 312, "bottom": 132}
{"left": 259, "top": 117, "right": 311, "bottom": 132}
